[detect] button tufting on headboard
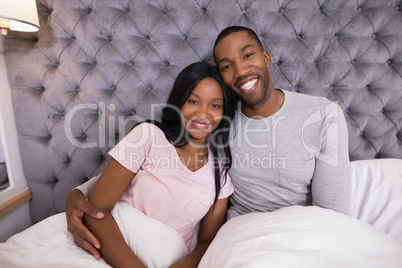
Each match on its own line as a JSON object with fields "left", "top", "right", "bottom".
{"left": 3, "top": 0, "right": 402, "bottom": 223}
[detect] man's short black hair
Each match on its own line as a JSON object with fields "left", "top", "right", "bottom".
{"left": 213, "top": 26, "right": 264, "bottom": 62}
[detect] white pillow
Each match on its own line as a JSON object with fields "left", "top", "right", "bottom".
{"left": 350, "top": 158, "right": 402, "bottom": 242}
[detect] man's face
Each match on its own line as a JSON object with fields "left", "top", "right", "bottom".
{"left": 214, "top": 31, "right": 272, "bottom": 110}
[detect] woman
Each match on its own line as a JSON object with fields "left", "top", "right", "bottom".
{"left": 83, "top": 62, "right": 236, "bottom": 267}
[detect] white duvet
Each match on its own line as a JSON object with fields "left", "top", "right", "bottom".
{"left": 1, "top": 205, "right": 401, "bottom": 268}
{"left": 0, "top": 201, "right": 188, "bottom": 268}
{"left": 199, "top": 206, "right": 402, "bottom": 268}
{"left": 2, "top": 158, "right": 402, "bottom": 267}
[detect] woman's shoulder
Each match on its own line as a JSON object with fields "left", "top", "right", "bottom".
{"left": 130, "top": 121, "right": 163, "bottom": 133}
{"left": 123, "top": 121, "right": 166, "bottom": 143}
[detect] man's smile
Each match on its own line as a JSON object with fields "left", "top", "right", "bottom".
{"left": 240, "top": 78, "right": 258, "bottom": 92}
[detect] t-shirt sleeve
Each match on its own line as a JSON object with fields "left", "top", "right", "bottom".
{"left": 74, "top": 174, "right": 100, "bottom": 196}
{"left": 311, "top": 103, "right": 351, "bottom": 215}
{"left": 218, "top": 171, "right": 234, "bottom": 199}
{"left": 108, "top": 123, "right": 154, "bottom": 173}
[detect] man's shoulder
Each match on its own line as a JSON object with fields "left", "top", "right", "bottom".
{"left": 285, "top": 89, "right": 338, "bottom": 108}
{"left": 286, "top": 89, "right": 331, "bottom": 102}
{"left": 283, "top": 90, "right": 345, "bottom": 125}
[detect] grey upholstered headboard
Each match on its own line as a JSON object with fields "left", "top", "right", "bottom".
{"left": 4, "top": 0, "right": 402, "bottom": 223}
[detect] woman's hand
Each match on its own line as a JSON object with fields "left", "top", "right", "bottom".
{"left": 66, "top": 189, "right": 104, "bottom": 259}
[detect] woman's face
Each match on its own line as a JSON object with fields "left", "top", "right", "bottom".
{"left": 180, "top": 77, "right": 224, "bottom": 145}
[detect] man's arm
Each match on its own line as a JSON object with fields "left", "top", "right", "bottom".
{"left": 84, "top": 158, "right": 145, "bottom": 267}
{"left": 311, "top": 103, "right": 351, "bottom": 214}
{"left": 74, "top": 174, "right": 100, "bottom": 196}
{"left": 66, "top": 174, "right": 104, "bottom": 259}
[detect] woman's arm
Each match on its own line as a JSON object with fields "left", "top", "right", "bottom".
{"left": 84, "top": 158, "right": 146, "bottom": 268}
{"left": 169, "top": 197, "right": 229, "bottom": 268}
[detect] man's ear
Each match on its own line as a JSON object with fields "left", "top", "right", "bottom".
{"left": 263, "top": 50, "right": 271, "bottom": 67}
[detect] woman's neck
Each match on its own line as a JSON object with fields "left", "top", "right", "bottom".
{"left": 175, "top": 142, "right": 209, "bottom": 172}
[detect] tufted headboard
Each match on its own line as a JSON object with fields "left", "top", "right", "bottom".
{"left": 4, "top": 0, "right": 402, "bottom": 223}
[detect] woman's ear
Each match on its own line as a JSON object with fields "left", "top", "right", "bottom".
{"left": 263, "top": 50, "right": 271, "bottom": 67}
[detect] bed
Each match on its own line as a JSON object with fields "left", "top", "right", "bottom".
{"left": 1, "top": 0, "right": 401, "bottom": 267}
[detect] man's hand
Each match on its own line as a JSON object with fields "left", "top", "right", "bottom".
{"left": 66, "top": 189, "right": 104, "bottom": 259}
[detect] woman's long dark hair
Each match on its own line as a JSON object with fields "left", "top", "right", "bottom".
{"left": 137, "top": 62, "right": 236, "bottom": 208}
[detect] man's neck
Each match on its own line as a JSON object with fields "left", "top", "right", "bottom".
{"left": 242, "top": 88, "right": 285, "bottom": 119}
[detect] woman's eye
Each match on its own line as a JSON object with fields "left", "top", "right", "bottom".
{"left": 211, "top": 104, "right": 222, "bottom": 109}
{"left": 188, "top": 99, "right": 198, "bottom": 104}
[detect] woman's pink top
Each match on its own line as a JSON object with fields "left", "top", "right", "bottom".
{"left": 108, "top": 123, "right": 234, "bottom": 247}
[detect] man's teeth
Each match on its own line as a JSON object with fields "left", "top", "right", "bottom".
{"left": 241, "top": 79, "right": 257, "bottom": 90}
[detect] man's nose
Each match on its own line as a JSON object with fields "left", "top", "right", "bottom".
{"left": 234, "top": 61, "right": 249, "bottom": 79}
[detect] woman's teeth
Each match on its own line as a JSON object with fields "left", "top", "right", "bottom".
{"left": 192, "top": 121, "right": 208, "bottom": 129}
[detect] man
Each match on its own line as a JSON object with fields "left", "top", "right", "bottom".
{"left": 66, "top": 26, "right": 351, "bottom": 259}
{"left": 213, "top": 26, "right": 350, "bottom": 218}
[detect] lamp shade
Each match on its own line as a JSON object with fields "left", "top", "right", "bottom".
{"left": 0, "top": 0, "right": 39, "bottom": 32}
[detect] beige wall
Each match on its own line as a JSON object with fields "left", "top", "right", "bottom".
{"left": 0, "top": 37, "right": 32, "bottom": 241}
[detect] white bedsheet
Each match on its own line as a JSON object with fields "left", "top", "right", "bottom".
{"left": 0, "top": 201, "right": 188, "bottom": 268}
{"left": 199, "top": 206, "right": 402, "bottom": 268}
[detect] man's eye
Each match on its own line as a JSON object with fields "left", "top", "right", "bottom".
{"left": 244, "top": 53, "right": 253, "bottom": 59}
{"left": 221, "top": 64, "right": 230, "bottom": 71}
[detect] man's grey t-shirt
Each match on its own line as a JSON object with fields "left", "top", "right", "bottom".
{"left": 228, "top": 89, "right": 351, "bottom": 215}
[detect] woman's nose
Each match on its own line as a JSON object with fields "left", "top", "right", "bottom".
{"left": 195, "top": 105, "right": 209, "bottom": 118}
